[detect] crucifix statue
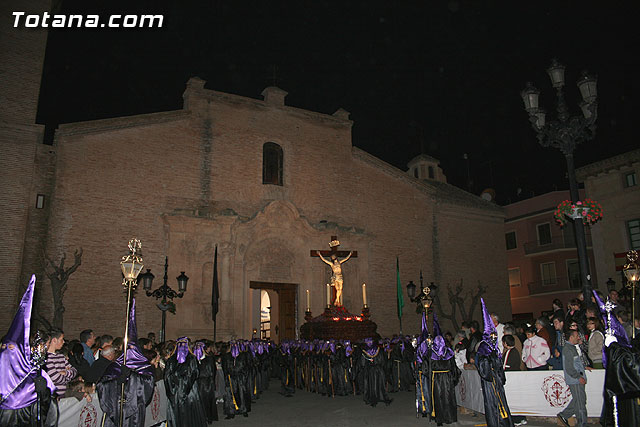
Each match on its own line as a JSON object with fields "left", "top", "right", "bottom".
{"left": 310, "top": 236, "right": 357, "bottom": 307}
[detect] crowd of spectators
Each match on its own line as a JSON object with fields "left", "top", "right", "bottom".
{"left": 448, "top": 289, "right": 639, "bottom": 374}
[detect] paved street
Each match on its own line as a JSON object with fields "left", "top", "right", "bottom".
{"left": 214, "top": 380, "right": 562, "bottom": 427}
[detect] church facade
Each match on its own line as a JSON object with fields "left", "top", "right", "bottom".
{"left": 28, "top": 78, "right": 508, "bottom": 340}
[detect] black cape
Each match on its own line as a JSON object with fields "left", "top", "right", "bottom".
{"left": 197, "top": 355, "right": 218, "bottom": 423}
{"left": 428, "top": 357, "right": 460, "bottom": 425}
{"left": 361, "top": 346, "right": 392, "bottom": 407}
{"left": 0, "top": 373, "right": 58, "bottom": 427}
{"left": 221, "top": 351, "right": 251, "bottom": 417}
{"left": 96, "top": 367, "right": 155, "bottom": 427}
{"left": 164, "top": 353, "right": 208, "bottom": 427}
{"left": 601, "top": 342, "right": 640, "bottom": 427}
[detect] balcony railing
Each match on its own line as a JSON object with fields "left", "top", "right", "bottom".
{"left": 523, "top": 234, "right": 592, "bottom": 255}
{"left": 528, "top": 276, "right": 581, "bottom": 295}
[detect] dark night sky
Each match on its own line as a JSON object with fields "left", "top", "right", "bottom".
{"left": 36, "top": 1, "right": 640, "bottom": 205}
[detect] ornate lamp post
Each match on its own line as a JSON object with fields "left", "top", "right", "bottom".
{"left": 119, "top": 239, "right": 145, "bottom": 427}
{"left": 406, "top": 272, "right": 437, "bottom": 313}
{"left": 521, "top": 59, "right": 598, "bottom": 304}
{"left": 140, "top": 257, "right": 189, "bottom": 343}
{"left": 623, "top": 250, "right": 639, "bottom": 339}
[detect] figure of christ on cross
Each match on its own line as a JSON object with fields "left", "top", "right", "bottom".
{"left": 310, "top": 236, "right": 357, "bottom": 307}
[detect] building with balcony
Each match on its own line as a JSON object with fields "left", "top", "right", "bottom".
{"left": 576, "top": 148, "right": 640, "bottom": 290}
{"left": 505, "top": 190, "right": 598, "bottom": 319}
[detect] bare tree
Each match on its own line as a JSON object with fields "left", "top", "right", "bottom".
{"left": 433, "top": 279, "right": 487, "bottom": 332}
{"left": 44, "top": 248, "right": 83, "bottom": 329}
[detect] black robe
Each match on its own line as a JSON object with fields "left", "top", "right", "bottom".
{"left": 164, "top": 353, "right": 208, "bottom": 427}
{"left": 361, "top": 346, "right": 393, "bottom": 407}
{"left": 276, "top": 350, "right": 295, "bottom": 397}
{"left": 475, "top": 342, "right": 513, "bottom": 427}
{"left": 428, "top": 357, "right": 460, "bottom": 425}
{"left": 601, "top": 342, "right": 640, "bottom": 427}
{"left": 0, "top": 373, "right": 58, "bottom": 427}
{"left": 387, "top": 347, "right": 401, "bottom": 393}
{"left": 221, "top": 351, "right": 251, "bottom": 417}
{"left": 97, "top": 368, "right": 155, "bottom": 427}
{"left": 400, "top": 345, "right": 416, "bottom": 391}
{"left": 197, "top": 355, "right": 218, "bottom": 423}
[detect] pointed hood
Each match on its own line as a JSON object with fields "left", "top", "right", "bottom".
{"left": 0, "top": 275, "right": 56, "bottom": 410}
{"left": 476, "top": 298, "right": 500, "bottom": 358}
{"left": 433, "top": 312, "right": 443, "bottom": 337}
{"left": 127, "top": 297, "right": 138, "bottom": 343}
{"left": 106, "top": 298, "right": 153, "bottom": 379}
{"left": 481, "top": 298, "right": 496, "bottom": 339}
{"left": 419, "top": 311, "right": 429, "bottom": 343}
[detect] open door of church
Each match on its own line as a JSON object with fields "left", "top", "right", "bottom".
{"left": 278, "top": 287, "right": 296, "bottom": 340}
{"left": 250, "top": 281, "right": 297, "bottom": 341}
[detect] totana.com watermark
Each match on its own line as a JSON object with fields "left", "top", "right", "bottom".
{"left": 12, "top": 12, "right": 164, "bottom": 28}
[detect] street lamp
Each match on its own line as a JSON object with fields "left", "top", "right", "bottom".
{"left": 142, "top": 256, "right": 189, "bottom": 343}
{"left": 119, "top": 239, "right": 145, "bottom": 427}
{"left": 623, "top": 250, "right": 639, "bottom": 339}
{"left": 521, "top": 59, "right": 598, "bottom": 306}
{"left": 407, "top": 272, "right": 437, "bottom": 313}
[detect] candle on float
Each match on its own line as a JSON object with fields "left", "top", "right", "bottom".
{"left": 326, "top": 283, "right": 331, "bottom": 306}
{"left": 362, "top": 283, "right": 367, "bottom": 307}
{"left": 306, "top": 289, "right": 310, "bottom": 311}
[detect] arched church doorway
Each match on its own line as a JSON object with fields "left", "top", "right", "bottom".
{"left": 260, "top": 290, "right": 271, "bottom": 340}
{"left": 250, "top": 281, "right": 297, "bottom": 343}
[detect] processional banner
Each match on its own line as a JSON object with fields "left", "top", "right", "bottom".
{"left": 57, "top": 381, "right": 167, "bottom": 427}
{"left": 455, "top": 368, "right": 605, "bottom": 417}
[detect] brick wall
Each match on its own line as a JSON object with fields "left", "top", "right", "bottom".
{"left": 0, "top": 0, "right": 51, "bottom": 331}
{"left": 45, "top": 84, "right": 508, "bottom": 340}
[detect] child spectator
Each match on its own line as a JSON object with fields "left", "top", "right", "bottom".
{"left": 522, "top": 325, "right": 550, "bottom": 370}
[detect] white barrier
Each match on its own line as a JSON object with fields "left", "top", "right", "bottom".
{"left": 455, "top": 368, "right": 605, "bottom": 417}
{"left": 57, "top": 381, "right": 167, "bottom": 427}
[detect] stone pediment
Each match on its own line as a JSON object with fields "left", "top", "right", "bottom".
{"left": 241, "top": 200, "right": 317, "bottom": 236}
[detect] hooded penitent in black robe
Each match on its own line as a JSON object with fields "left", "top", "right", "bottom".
{"left": 427, "top": 336, "right": 460, "bottom": 425}
{"left": 400, "top": 344, "right": 416, "bottom": 391}
{"left": 353, "top": 346, "right": 364, "bottom": 395}
{"left": 0, "top": 277, "right": 58, "bottom": 427}
{"left": 361, "top": 342, "right": 393, "bottom": 407}
{"left": 601, "top": 342, "right": 640, "bottom": 427}
{"left": 387, "top": 345, "right": 401, "bottom": 393}
{"left": 97, "top": 364, "right": 155, "bottom": 427}
{"left": 475, "top": 341, "right": 513, "bottom": 427}
{"left": 221, "top": 350, "right": 251, "bottom": 418}
{"left": 197, "top": 355, "right": 218, "bottom": 423}
{"left": 96, "top": 299, "right": 155, "bottom": 427}
{"left": 164, "top": 353, "right": 208, "bottom": 427}
{"left": 277, "top": 347, "right": 295, "bottom": 397}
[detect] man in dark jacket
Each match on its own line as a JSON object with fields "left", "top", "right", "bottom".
{"left": 85, "top": 345, "right": 117, "bottom": 384}
{"left": 466, "top": 320, "right": 482, "bottom": 363}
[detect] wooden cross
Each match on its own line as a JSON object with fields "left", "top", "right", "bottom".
{"left": 310, "top": 236, "right": 358, "bottom": 304}
{"left": 309, "top": 236, "right": 358, "bottom": 259}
